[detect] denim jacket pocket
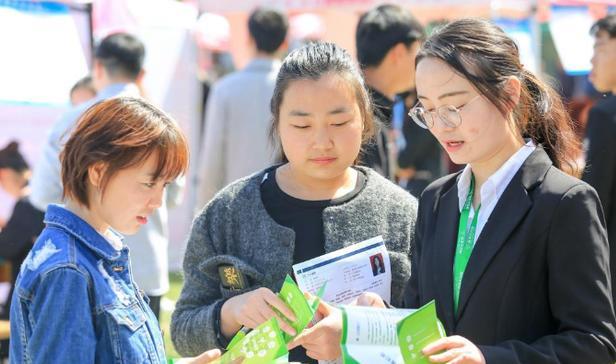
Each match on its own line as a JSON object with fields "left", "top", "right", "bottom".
{"left": 105, "top": 301, "right": 160, "bottom": 363}
{"left": 106, "top": 302, "right": 147, "bottom": 331}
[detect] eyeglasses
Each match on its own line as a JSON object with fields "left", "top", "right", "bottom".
{"left": 408, "top": 95, "right": 481, "bottom": 129}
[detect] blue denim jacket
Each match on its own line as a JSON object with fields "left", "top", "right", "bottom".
{"left": 9, "top": 205, "right": 166, "bottom": 363}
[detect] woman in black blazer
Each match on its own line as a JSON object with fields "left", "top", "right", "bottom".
{"left": 402, "top": 19, "right": 616, "bottom": 363}
{"left": 290, "top": 18, "right": 616, "bottom": 364}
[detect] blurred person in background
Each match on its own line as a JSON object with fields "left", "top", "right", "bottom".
{"left": 0, "top": 141, "right": 45, "bottom": 359}
{"left": 195, "top": 7, "right": 288, "bottom": 209}
{"left": 29, "top": 32, "right": 179, "bottom": 320}
{"left": 69, "top": 75, "right": 97, "bottom": 106}
{"left": 583, "top": 13, "right": 616, "bottom": 307}
{"left": 193, "top": 12, "right": 236, "bottom": 136}
{"left": 356, "top": 4, "right": 442, "bottom": 194}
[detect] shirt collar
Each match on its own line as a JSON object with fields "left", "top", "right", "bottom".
{"left": 96, "top": 83, "right": 141, "bottom": 100}
{"left": 244, "top": 58, "right": 281, "bottom": 72}
{"left": 457, "top": 140, "right": 536, "bottom": 212}
{"left": 44, "top": 204, "right": 126, "bottom": 261}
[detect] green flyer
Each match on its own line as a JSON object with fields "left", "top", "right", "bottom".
{"left": 341, "top": 305, "right": 415, "bottom": 363}
{"left": 397, "top": 300, "right": 446, "bottom": 364}
{"left": 214, "top": 318, "right": 287, "bottom": 364}
{"left": 340, "top": 301, "right": 445, "bottom": 364}
{"left": 220, "top": 275, "right": 326, "bottom": 363}
{"left": 277, "top": 275, "right": 322, "bottom": 342}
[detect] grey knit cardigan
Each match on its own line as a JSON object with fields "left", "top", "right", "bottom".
{"left": 170, "top": 167, "right": 418, "bottom": 356}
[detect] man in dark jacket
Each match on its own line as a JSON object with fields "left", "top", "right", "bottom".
{"left": 356, "top": 4, "right": 442, "bottom": 194}
{"left": 583, "top": 13, "right": 616, "bottom": 305}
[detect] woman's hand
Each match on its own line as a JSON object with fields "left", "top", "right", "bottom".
{"left": 174, "top": 348, "right": 244, "bottom": 363}
{"left": 423, "top": 336, "right": 486, "bottom": 364}
{"left": 353, "top": 292, "right": 387, "bottom": 308}
{"left": 287, "top": 300, "right": 342, "bottom": 360}
{"left": 220, "top": 287, "right": 297, "bottom": 338}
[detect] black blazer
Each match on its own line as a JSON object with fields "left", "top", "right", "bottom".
{"left": 404, "top": 148, "right": 616, "bottom": 363}
{"left": 582, "top": 94, "right": 616, "bottom": 305}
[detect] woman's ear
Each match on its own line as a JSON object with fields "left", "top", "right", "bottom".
{"left": 503, "top": 76, "right": 522, "bottom": 110}
{"left": 87, "top": 162, "right": 107, "bottom": 189}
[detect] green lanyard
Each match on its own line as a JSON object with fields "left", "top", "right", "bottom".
{"left": 453, "top": 176, "right": 481, "bottom": 313}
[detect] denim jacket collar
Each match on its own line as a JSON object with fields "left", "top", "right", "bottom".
{"left": 44, "top": 204, "right": 125, "bottom": 261}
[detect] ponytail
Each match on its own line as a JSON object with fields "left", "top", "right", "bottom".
{"left": 518, "top": 70, "right": 581, "bottom": 177}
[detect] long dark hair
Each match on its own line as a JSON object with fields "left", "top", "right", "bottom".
{"left": 417, "top": 18, "right": 581, "bottom": 176}
{"left": 269, "top": 41, "right": 375, "bottom": 163}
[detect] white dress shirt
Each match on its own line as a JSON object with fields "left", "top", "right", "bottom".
{"left": 457, "top": 140, "right": 536, "bottom": 245}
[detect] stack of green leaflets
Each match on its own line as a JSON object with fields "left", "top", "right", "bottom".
{"left": 397, "top": 300, "right": 446, "bottom": 364}
{"left": 215, "top": 275, "right": 325, "bottom": 364}
{"left": 214, "top": 318, "right": 287, "bottom": 364}
{"left": 340, "top": 300, "right": 444, "bottom": 364}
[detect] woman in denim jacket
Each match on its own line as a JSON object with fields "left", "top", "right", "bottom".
{"left": 9, "top": 97, "right": 222, "bottom": 364}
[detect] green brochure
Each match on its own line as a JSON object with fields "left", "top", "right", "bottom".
{"left": 340, "top": 301, "right": 445, "bottom": 364}
{"left": 277, "top": 275, "right": 322, "bottom": 342}
{"left": 341, "top": 306, "right": 415, "bottom": 363}
{"left": 222, "top": 275, "right": 327, "bottom": 363}
{"left": 214, "top": 318, "right": 287, "bottom": 364}
{"left": 397, "top": 300, "right": 446, "bottom": 364}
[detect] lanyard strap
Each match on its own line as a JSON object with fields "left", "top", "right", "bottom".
{"left": 453, "top": 176, "right": 481, "bottom": 313}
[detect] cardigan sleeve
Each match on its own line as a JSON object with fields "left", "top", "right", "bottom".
{"left": 170, "top": 208, "right": 228, "bottom": 356}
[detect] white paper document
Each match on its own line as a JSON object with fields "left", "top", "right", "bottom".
{"left": 341, "top": 306, "right": 415, "bottom": 363}
{"left": 292, "top": 236, "right": 391, "bottom": 305}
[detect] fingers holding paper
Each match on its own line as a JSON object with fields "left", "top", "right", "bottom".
{"left": 173, "top": 348, "right": 243, "bottom": 364}
{"left": 423, "top": 335, "right": 486, "bottom": 364}
{"left": 221, "top": 287, "right": 297, "bottom": 337}
{"left": 287, "top": 300, "right": 343, "bottom": 360}
{"left": 354, "top": 291, "right": 387, "bottom": 308}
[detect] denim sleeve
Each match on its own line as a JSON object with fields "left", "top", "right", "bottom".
{"left": 27, "top": 267, "right": 96, "bottom": 363}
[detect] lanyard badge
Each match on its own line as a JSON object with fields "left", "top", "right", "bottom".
{"left": 453, "top": 176, "right": 481, "bottom": 313}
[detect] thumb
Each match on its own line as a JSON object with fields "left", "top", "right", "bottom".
{"left": 287, "top": 326, "right": 315, "bottom": 351}
{"left": 317, "top": 300, "right": 333, "bottom": 316}
{"left": 191, "top": 348, "right": 222, "bottom": 363}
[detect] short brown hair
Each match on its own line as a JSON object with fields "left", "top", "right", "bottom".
{"left": 61, "top": 97, "right": 189, "bottom": 207}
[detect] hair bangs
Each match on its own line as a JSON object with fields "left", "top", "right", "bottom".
{"left": 148, "top": 126, "right": 189, "bottom": 182}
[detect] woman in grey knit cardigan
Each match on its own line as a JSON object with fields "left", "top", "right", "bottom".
{"left": 170, "top": 42, "right": 418, "bottom": 362}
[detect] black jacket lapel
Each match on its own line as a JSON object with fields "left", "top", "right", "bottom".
{"left": 455, "top": 148, "right": 552, "bottom": 321}
{"left": 432, "top": 181, "right": 461, "bottom": 332}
